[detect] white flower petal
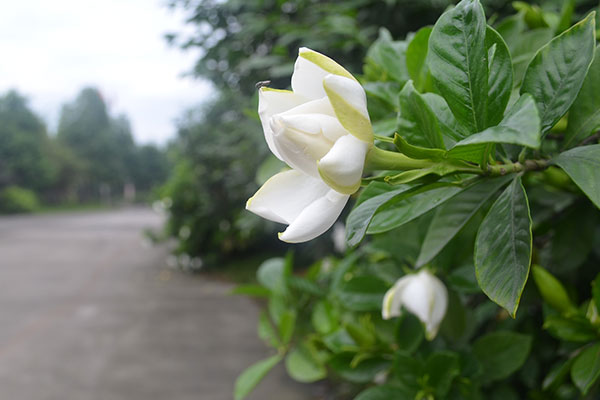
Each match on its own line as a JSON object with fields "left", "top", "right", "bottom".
{"left": 318, "top": 134, "right": 368, "bottom": 194}
{"left": 279, "top": 189, "right": 349, "bottom": 243}
{"left": 323, "top": 74, "right": 373, "bottom": 142}
{"left": 282, "top": 97, "right": 335, "bottom": 117}
{"left": 258, "top": 88, "right": 307, "bottom": 159}
{"left": 381, "top": 270, "right": 448, "bottom": 340}
{"left": 246, "top": 170, "right": 329, "bottom": 224}
{"left": 425, "top": 273, "right": 448, "bottom": 340}
{"left": 291, "top": 53, "right": 330, "bottom": 100}
{"left": 401, "top": 276, "right": 433, "bottom": 326}
{"left": 271, "top": 116, "right": 333, "bottom": 177}
{"left": 382, "top": 277, "right": 413, "bottom": 320}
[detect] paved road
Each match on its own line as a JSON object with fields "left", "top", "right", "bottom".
{"left": 0, "top": 208, "right": 315, "bottom": 400}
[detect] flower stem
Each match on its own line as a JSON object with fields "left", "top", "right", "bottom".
{"left": 365, "top": 146, "right": 435, "bottom": 172}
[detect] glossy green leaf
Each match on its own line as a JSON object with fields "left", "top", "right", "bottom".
{"left": 485, "top": 26, "right": 513, "bottom": 126}
{"left": 234, "top": 354, "right": 282, "bottom": 400}
{"left": 475, "top": 177, "right": 532, "bottom": 317}
{"left": 564, "top": 45, "right": 600, "bottom": 148}
{"left": 285, "top": 346, "right": 326, "bottom": 383}
{"left": 428, "top": 0, "right": 488, "bottom": 133}
{"left": 450, "top": 94, "right": 541, "bottom": 149}
{"left": 531, "top": 265, "right": 575, "bottom": 313}
{"left": 417, "top": 176, "right": 512, "bottom": 267}
{"left": 553, "top": 144, "right": 600, "bottom": 208}
{"left": 397, "top": 80, "right": 444, "bottom": 149}
{"left": 473, "top": 331, "right": 532, "bottom": 383}
{"left": 520, "top": 13, "right": 596, "bottom": 134}
{"left": 368, "top": 184, "right": 466, "bottom": 235}
{"left": 422, "top": 93, "right": 470, "bottom": 143}
{"left": 571, "top": 343, "right": 600, "bottom": 394}
{"left": 336, "top": 276, "right": 388, "bottom": 312}
{"left": 406, "top": 26, "right": 433, "bottom": 92}
{"left": 346, "top": 183, "right": 416, "bottom": 246}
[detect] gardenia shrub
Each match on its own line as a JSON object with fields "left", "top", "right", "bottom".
{"left": 235, "top": 1, "right": 600, "bottom": 399}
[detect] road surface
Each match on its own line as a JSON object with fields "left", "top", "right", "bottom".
{"left": 0, "top": 208, "right": 315, "bottom": 400}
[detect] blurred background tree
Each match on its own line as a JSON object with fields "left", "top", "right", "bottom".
{"left": 0, "top": 87, "right": 170, "bottom": 213}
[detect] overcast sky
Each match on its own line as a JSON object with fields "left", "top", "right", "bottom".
{"left": 0, "top": 0, "right": 211, "bottom": 145}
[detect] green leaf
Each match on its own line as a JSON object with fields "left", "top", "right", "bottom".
{"left": 258, "top": 311, "right": 280, "bottom": 348}
{"left": 231, "top": 284, "right": 271, "bottom": 297}
{"left": 571, "top": 343, "right": 600, "bottom": 394}
{"left": 257, "top": 258, "right": 286, "bottom": 294}
{"left": 328, "top": 353, "right": 391, "bottom": 383}
{"left": 234, "top": 354, "right": 282, "bottom": 400}
{"left": 365, "top": 28, "right": 409, "bottom": 84}
{"left": 417, "top": 176, "right": 512, "bottom": 267}
{"left": 322, "top": 328, "right": 359, "bottom": 353}
{"left": 543, "top": 315, "right": 598, "bottom": 342}
{"left": 285, "top": 346, "right": 326, "bottom": 383}
{"left": 397, "top": 80, "right": 445, "bottom": 149}
{"left": 485, "top": 26, "right": 513, "bottom": 127}
{"left": 542, "top": 358, "right": 575, "bottom": 391}
{"left": 279, "top": 310, "right": 296, "bottom": 345}
{"left": 510, "top": 28, "right": 553, "bottom": 86}
{"left": 312, "top": 301, "right": 338, "bottom": 335}
{"left": 354, "top": 384, "right": 415, "bottom": 400}
{"left": 368, "top": 184, "right": 466, "bottom": 235}
{"left": 531, "top": 265, "right": 575, "bottom": 313}
{"left": 426, "top": 351, "right": 461, "bottom": 397}
{"left": 422, "top": 92, "right": 470, "bottom": 143}
{"left": 346, "top": 183, "right": 416, "bottom": 246}
{"left": 407, "top": 26, "right": 433, "bottom": 92}
{"left": 564, "top": 45, "right": 600, "bottom": 149}
{"left": 473, "top": 331, "right": 532, "bottom": 383}
{"left": 395, "top": 313, "right": 424, "bottom": 353}
{"left": 428, "top": 0, "right": 488, "bottom": 133}
{"left": 450, "top": 94, "right": 541, "bottom": 150}
{"left": 336, "top": 276, "right": 388, "bottom": 312}
{"left": 475, "top": 177, "right": 532, "bottom": 317}
{"left": 520, "top": 13, "right": 596, "bottom": 134}
{"left": 440, "top": 290, "right": 467, "bottom": 341}
{"left": 286, "top": 275, "right": 324, "bottom": 297}
{"left": 553, "top": 144, "right": 600, "bottom": 208}
{"left": 556, "top": 0, "right": 575, "bottom": 35}
{"left": 593, "top": 274, "right": 600, "bottom": 315}
{"left": 393, "top": 133, "right": 445, "bottom": 160}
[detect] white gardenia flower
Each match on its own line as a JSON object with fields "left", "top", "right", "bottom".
{"left": 382, "top": 269, "right": 448, "bottom": 340}
{"left": 246, "top": 47, "right": 373, "bottom": 243}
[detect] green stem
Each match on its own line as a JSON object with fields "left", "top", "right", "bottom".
{"left": 486, "top": 159, "right": 549, "bottom": 176}
{"left": 365, "top": 145, "right": 549, "bottom": 179}
{"left": 365, "top": 146, "right": 436, "bottom": 172}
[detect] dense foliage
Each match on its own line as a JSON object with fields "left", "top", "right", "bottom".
{"left": 0, "top": 88, "right": 169, "bottom": 212}
{"left": 231, "top": 1, "right": 600, "bottom": 399}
